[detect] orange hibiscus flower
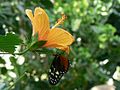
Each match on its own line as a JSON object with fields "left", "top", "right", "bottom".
{"left": 25, "top": 7, "right": 74, "bottom": 53}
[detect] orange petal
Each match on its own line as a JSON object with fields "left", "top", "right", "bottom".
{"left": 58, "top": 46, "right": 70, "bottom": 54}
{"left": 25, "top": 9, "right": 34, "bottom": 21}
{"left": 43, "top": 43, "right": 69, "bottom": 53}
{"left": 26, "top": 7, "right": 50, "bottom": 40}
{"left": 44, "top": 28, "right": 74, "bottom": 52}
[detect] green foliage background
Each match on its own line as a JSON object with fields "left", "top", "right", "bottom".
{"left": 0, "top": 0, "right": 120, "bottom": 90}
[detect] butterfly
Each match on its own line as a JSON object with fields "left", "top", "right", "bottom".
{"left": 48, "top": 55, "right": 69, "bottom": 85}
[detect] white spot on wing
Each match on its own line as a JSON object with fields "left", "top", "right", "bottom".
{"left": 56, "top": 71, "right": 59, "bottom": 75}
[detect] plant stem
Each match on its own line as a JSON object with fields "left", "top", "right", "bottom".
{"left": 14, "top": 47, "right": 30, "bottom": 55}
{"left": 0, "top": 46, "right": 30, "bottom": 55}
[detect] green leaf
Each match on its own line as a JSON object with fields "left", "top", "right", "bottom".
{"left": 1, "top": 67, "right": 7, "bottom": 75}
{"left": 31, "top": 33, "right": 39, "bottom": 43}
{"left": 35, "top": 41, "right": 47, "bottom": 47}
{"left": 40, "top": 0, "right": 53, "bottom": 9}
{"left": 0, "top": 33, "right": 22, "bottom": 53}
{"left": 30, "top": 33, "right": 47, "bottom": 50}
{"left": 30, "top": 40, "right": 47, "bottom": 50}
{"left": 0, "top": 57, "right": 5, "bottom": 64}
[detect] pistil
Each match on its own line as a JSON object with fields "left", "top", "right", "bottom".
{"left": 52, "top": 14, "right": 67, "bottom": 29}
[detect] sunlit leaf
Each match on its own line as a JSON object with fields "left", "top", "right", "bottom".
{"left": 0, "top": 33, "right": 22, "bottom": 53}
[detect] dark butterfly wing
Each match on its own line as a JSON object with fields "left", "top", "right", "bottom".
{"left": 48, "top": 55, "right": 69, "bottom": 85}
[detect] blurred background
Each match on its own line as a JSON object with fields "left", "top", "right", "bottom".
{"left": 0, "top": 0, "right": 120, "bottom": 90}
